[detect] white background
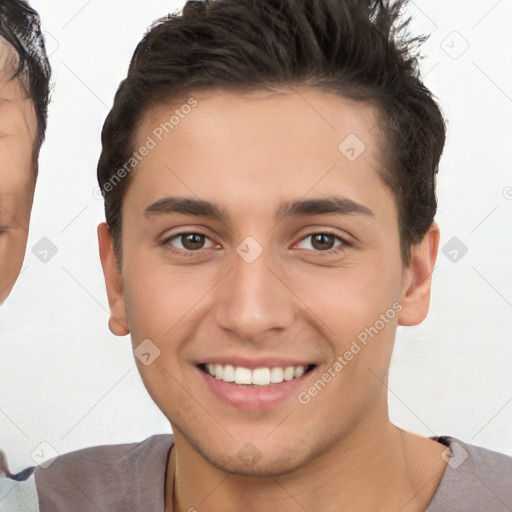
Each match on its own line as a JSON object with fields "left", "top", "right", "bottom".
{"left": 0, "top": 0, "right": 511, "bottom": 473}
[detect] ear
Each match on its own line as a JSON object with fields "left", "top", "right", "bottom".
{"left": 398, "top": 222, "right": 440, "bottom": 326}
{"left": 97, "top": 222, "right": 130, "bottom": 336}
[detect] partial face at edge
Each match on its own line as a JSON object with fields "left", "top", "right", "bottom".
{"left": 99, "top": 87, "right": 438, "bottom": 476}
{"left": 0, "top": 38, "right": 38, "bottom": 304}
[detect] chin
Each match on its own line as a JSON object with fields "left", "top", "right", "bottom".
{"left": 203, "top": 447, "right": 306, "bottom": 477}
{"left": 179, "top": 426, "right": 313, "bottom": 477}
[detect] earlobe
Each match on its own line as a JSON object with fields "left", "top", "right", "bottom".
{"left": 97, "top": 222, "right": 130, "bottom": 336}
{"left": 397, "top": 222, "right": 440, "bottom": 326}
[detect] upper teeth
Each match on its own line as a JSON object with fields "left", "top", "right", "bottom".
{"left": 206, "top": 364, "right": 307, "bottom": 386}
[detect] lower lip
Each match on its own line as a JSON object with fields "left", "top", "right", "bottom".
{"left": 198, "top": 367, "right": 314, "bottom": 411}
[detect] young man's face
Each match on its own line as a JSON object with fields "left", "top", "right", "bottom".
{"left": 100, "top": 88, "right": 438, "bottom": 475}
{"left": 0, "top": 40, "right": 38, "bottom": 304}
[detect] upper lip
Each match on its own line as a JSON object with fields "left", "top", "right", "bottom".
{"left": 197, "top": 356, "right": 316, "bottom": 370}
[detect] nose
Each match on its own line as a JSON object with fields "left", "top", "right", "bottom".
{"left": 214, "top": 242, "right": 296, "bottom": 343}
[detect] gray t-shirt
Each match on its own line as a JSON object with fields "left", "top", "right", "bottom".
{"left": 29, "top": 435, "right": 512, "bottom": 511}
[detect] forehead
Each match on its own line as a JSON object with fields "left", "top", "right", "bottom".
{"left": 139, "top": 87, "right": 383, "bottom": 153}
{"left": 0, "top": 35, "right": 37, "bottom": 141}
{"left": 0, "top": 36, "right": 27, "bottom": 93}
{"left": 0, "top": 37, "right": 39, "bottom": 199}
{"left": 127, "top": 87, "right": 395, "bottom": 223}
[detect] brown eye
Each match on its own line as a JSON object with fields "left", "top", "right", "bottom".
{"left": 311, "top": 233, "right": 337, "bottom": 251}
{"left": 179, "top": 233, "right": 206, "bottom": 250}
{"left": 163, "top": 232, "right": 216, "bottom": 255}
{"left": 296, "top": 231, "right": 348, "bottom": 254}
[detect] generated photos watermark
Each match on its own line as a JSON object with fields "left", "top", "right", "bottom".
{"left": 93, "top": 97, "right": 198, "bottom": 200}
{"left": 298, "top": 301, "right": 403, "bottom": 405}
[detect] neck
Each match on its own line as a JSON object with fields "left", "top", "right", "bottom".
{"left": 165, "top": 407, "right": 447, "bottom": 512}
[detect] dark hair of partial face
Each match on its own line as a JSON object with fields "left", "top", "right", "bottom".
{"left": 97, "top": 0, "right": 446, "bottom": 267}
{"left": 0, "top": 0, "right": 51, "bottom": 164}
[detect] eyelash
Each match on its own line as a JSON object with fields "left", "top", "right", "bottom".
{"left": 162, "top": 230, "right": 350, "bottom": 257}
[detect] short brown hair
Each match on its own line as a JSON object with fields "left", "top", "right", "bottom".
{"left": 97, "top": 0, "right": 446, "bottom": 265}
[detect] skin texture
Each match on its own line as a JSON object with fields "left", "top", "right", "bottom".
{"left": 99, "top": 88, "right": 447, "bottom": 512}
{"left": 0, "top": 39, "right": 38, "bottom": 303}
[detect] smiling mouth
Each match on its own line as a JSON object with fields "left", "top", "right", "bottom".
{"left": 198, "top": 363, "right": 316, "bottom": 387}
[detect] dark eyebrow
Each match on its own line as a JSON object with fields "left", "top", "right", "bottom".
{"left": 145, "top": 196, "right": 230, "bottom": 221}
{"left": 275, "top": 196, "right": 374, "bottom": 220}
{"left": 144, "top": 195, "right": 374, "bottom": 222}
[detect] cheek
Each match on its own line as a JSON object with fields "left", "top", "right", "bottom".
{"left": 289, "top": 259, "right": 402, "bottom": 384}
{"left": 0, "top": 232, "right": 27, "bottom": 301}
{"left": 0, "top": 175, "right": 35, "bottom": 225}
{"left": 292, "top": 260, "right": 402, "bottom": 331}
{"left": 122, "top": 261, "right": 208, "bottom": 345}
